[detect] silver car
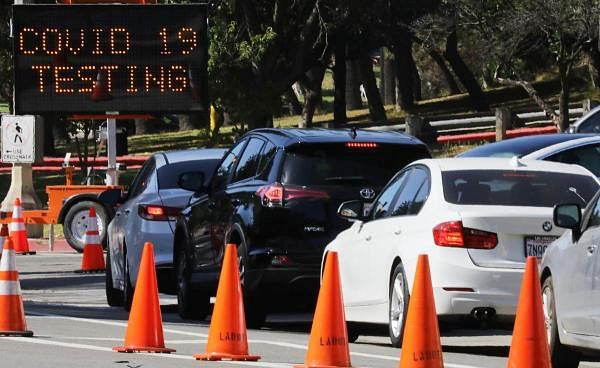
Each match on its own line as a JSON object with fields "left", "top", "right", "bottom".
{"left": 106, "top": 148, "right": 226, "bottom": 310}
{"left": 541, "top": 189, "right": 600, "bottom": 368}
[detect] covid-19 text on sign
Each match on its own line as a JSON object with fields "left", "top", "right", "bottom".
{"left": 12, "top": 4, "right": 208, "bottom": 114}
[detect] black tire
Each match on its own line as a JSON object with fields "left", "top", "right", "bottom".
{"left": 176, "top": 244, "right": 209, "bottom": 320}
{"left": 105, "top": 248, "right": 124, "bottom": 307}
{"left": 542, "top": 276, "right": 580, "bottom": 368}
{"left": 389, "top": 262, "right": 410, "bottom": 348}
{"left": 235, "top": 231, "right": 266, "bottom": 329}
{"left": 63, "top": 200, "right": 108, "bottom": 253}
{"left": 347, "top": 322, "right": 360, "bottom": 343}
{"left": 122, "top": 253, "right": 134, "bottom": 312}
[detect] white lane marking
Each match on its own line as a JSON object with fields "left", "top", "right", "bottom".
{"left": 1, "top": 337, "right": 289, "bottom": 368}
{"left": 50, "top": 335, "right": 206, "bottom": 344}
{"left": 26, "top": 312, "right": 487, "bottom": 368}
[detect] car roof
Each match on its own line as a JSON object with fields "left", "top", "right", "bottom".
{"left": 244, "top": 128, "right": 426, "bottom": 146}
{"left": 570, "top": 105, "right": 600, "bottom": 129}
{"left": 522, "top": 135, "right": 600, "bottom": 159}
{"left": 416, "top": 157, "right": 599, "bottom": 177}
{"left": 157, "top": 148, "right": 227, "bottom": 165}
{"left": 458, "top": 133, "right": 597, "bottom": 158}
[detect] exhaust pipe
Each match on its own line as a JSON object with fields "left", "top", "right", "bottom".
{"left": 471, "top": 307, "right": 496, "bottom": 321}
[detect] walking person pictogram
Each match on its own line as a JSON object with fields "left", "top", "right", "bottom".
{"left": 14, "top": 123, "right": 23, "bottom": 144}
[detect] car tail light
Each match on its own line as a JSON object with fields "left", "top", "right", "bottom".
{"left": 256, "top": 183, "right": 329, "bottom": 207}
{"left": 433, "top": 221, "right": 497, "bottom": 249}
{"left": 346, "top": 142, "right": 378, "bottom": 148}
{"left": 138, "top": 204, "right": 181, "bottom": 221}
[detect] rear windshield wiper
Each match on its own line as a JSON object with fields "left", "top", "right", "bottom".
{"left": 324, "top": 176, "right": 368, "bottom": 184}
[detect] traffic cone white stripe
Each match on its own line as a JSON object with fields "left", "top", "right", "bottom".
{"left": 0, "top": 281, "right": 21, "bottom": 295}
{"left": 12, "top": 205, "right": 22, "bottom": 219}
{"left": 84, "top": 234, "right": 100, "bottom": 246}
{"left": 0, "top": 250, "right": 17, "bottom": 272}
{"left": 8, "top": 222, "right": 25, "bottom": 232}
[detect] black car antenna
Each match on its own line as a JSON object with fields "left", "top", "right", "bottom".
{"left": 350, "top": 127, "right": 358, "bottom": 139}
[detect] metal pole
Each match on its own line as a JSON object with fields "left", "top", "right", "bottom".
{"left": 48, "top": 223, "right": 54, "bottom": 252}
{"left": 105, "top": 112, "right": 118, "bottom": 186}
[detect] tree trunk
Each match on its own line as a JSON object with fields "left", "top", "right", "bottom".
{"left": 134, "top": 118, "right": 149, "bottom": 135}
{"left": 358, "top": 53, "right": 386, "bottom": 123}
{"left": 443, "top": 30, "right": 489, "bottom": 111}
{"left": 285, "top": 88, "right": 302, "bottom": 115}
{"left": 393, "top": 31, "right": 416, "bottom": 111}
{"left": 428, "top": 50, "right": 460, "bottom": 94}
{"left": 381, "top": 48, "right": 396, "bottom": 106}
{"left": 299, "top": 65, "right": 326, "bottom": 128}
{"left": 559, "top": 64, "right": 570, "bottom": 132}
{"left": 178, "top": 112, "right": 206, "bottom": 131}
{"left": 586, "top": 47, "right": 600, "bottom": 88}
{"left": 333, "top": 33, "right": 347, "bottom": 127}
{"left": 42, "top": 115, "right": 56, "bottom": 156}
{"left": 346, "top": 59, "right": 363, "bottom": 110}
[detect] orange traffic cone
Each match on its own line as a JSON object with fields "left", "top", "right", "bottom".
{"left": 91, "top": 70, "right": 111, "bottom": 101}
{"left": 194, "top": 244, "right": 260, "bottom": 361}
{"left": 399, "top": 254, "right": 443, "bottom": 368}
{"left": 506, "top": 256, "right": 551, "bottom": 367}
{"left": 113, "top": 242, "right": 174, "bottom": 353}
{"left": 0, "top": 237, "right": 33, "bottom": 336}
{"left": 76, "top": 207, "right": 105, "bottom": 273}
{"left": 295, "top": 251, "right": 352, "bottom": 368}
{"left": 9, "top": 198, "right": 34, "bottom": 255}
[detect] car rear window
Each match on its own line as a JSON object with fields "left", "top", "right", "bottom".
{"left": 442, "top": 170, "right": 599, "bottom": 207}
{"left": 281, "top": 143, "right": 430, "bottom": 188}
{"left": 157, "top": 159, "right": 220, "bottom": 190}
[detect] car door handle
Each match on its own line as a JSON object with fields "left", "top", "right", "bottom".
{"left": 588, "top": 245, "right": 598, "bottom": 254}
{"left": 394, "top": 229, "right": 402, "bottom": 235}
{"left": 208, "top": 201, "right": 216, "bottom": 209}
{"left": 364, "top": 235, "right": 372, "bottom": 241}
{"left": 231, "top": 199, "right": 241, "bottom": 206}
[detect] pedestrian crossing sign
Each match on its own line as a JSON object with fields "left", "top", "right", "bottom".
{"left": 1, "top": 115, "right": 35, "bottom": 163}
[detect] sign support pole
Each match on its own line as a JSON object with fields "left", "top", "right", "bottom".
{"left": 105, "top": 112, "right": 118, "bottom": 186}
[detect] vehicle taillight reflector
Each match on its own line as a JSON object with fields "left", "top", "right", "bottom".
{"left": 146, "top": 206, "right": 164, "bottom": 216}
{"left": 138, "top": 204, "right": 180, "bottom": 221}
{"left": 433, "top": 221, "right": 497, "bottom": 249}
{"left": 346, "top": 142, "right": 378, "bottom": 148}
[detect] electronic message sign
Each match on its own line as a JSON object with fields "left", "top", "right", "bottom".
{"left": 12, "top": 5, "right": 208, "bottom": 114}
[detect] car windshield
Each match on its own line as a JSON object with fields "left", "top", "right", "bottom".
{"left": 281, "top": 143, "right": 429, "bottom": 188}
{"left": 442, "top": 170, "right": 599, "bottom": 207}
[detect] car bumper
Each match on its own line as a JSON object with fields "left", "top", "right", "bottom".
{"left": 428, "top": 257, "right": 523, "bottom": 316}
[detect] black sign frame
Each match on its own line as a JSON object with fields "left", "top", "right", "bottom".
{"left": 12, "top": 4, "right": 208, "bottom": 115}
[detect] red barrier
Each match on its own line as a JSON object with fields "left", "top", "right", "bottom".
{"left": 0, "top": 156, "right": 147, "bottom": 173}
{"left": 437, "top": 126, "right": 558, "bottom": 144}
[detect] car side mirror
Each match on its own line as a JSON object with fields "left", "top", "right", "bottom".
{"left": 337, "top": 200, "right": 366, "bottom": 221}
{"left": 178, "top": 171, "right": 206, "bottom": 193}
{"left": 553, "top": 203, "right": 582, "bottom": 241}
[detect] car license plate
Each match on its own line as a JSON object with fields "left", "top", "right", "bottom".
{"left": 524, "top": 235, "right": 558, "bottom": 260}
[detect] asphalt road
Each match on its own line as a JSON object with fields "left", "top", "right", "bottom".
{"left": 3, "top": 252, "right": 600, "bottom": 368}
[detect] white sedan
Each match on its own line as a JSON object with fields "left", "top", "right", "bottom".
{"left": 540, "top": 189, "right": 600, "bottom": 368}
{"left": 323, "top": 157, "right": 600, "bottom": 347}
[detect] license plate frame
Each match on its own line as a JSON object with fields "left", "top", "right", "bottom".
{"left": 524, "top": 235, "right": 558, "bottom": 260}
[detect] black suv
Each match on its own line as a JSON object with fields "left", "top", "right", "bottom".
{"left": 174, "top": 128, "right": 430, "bottom": 325}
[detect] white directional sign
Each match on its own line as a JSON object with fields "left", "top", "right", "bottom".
{"left": 1, "top": 115, "right": 36, "bottom": 163}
